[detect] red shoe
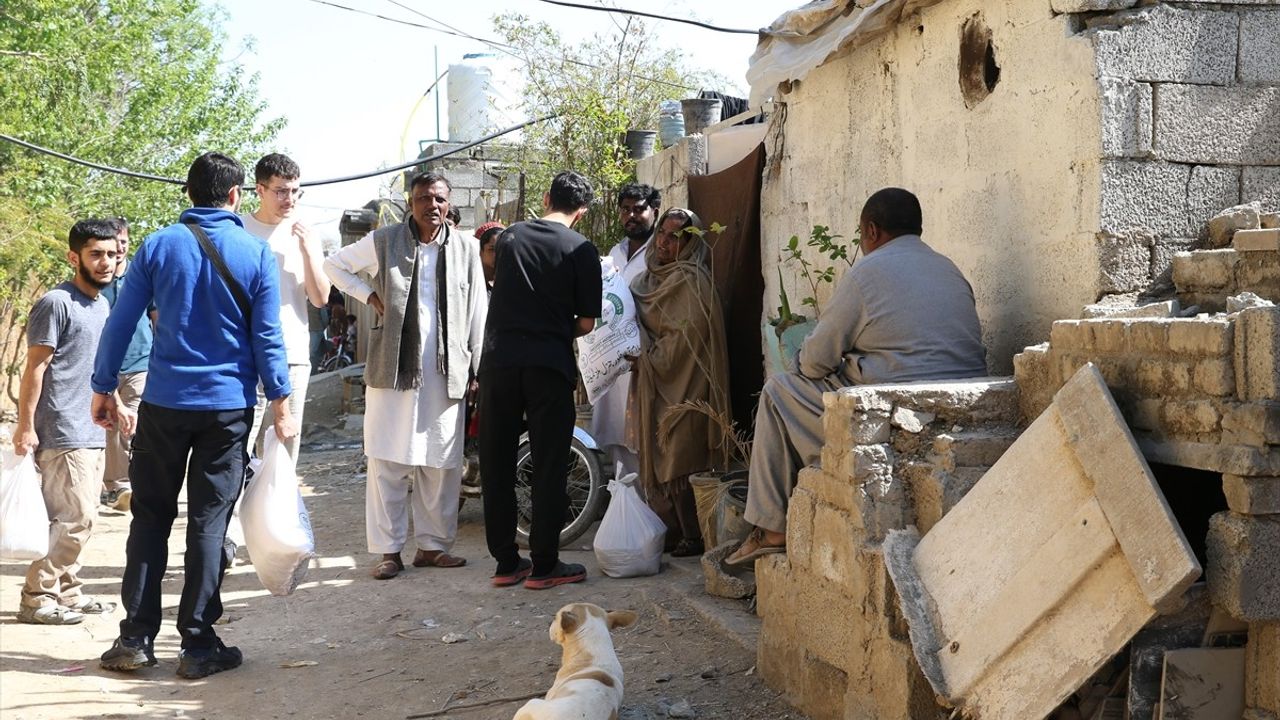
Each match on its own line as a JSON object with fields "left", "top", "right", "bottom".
{"left": 524, "top": 562, "right": 587, "bottom": 590}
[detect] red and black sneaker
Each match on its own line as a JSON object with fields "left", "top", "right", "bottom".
{"left": 491, "top": 558, "right": 533, "bottom": 587}
{"left": 524, "top": 561, "right": 587, "bottom": 590}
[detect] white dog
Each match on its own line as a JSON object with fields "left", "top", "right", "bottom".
{"left": 514, "top": 602, "right": 638, "bottom": 720}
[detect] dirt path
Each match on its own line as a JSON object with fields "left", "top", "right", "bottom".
{"left": 1, "top": 384, "right": 803, "bottom": 720}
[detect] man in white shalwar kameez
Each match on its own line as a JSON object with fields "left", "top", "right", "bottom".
{"left": 323, "top": 172, "right": 487, "bottom": 580}
{"left": 589, "top": 183, "right": 660, "bottom": 478}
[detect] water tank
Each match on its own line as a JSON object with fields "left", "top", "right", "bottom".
{"left": 447, "top": 53, "right": 526, "bottom": 143}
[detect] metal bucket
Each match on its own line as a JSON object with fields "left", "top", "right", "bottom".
{"left": 681, "top": 97, "right": 722, "bottom": 135}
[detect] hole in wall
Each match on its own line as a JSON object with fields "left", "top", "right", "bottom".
{"left": 1149, "top": 463, "right": 1227, "bottom": 569}
{"left": 959, "top": 13, "right": 1000, "bottom": 108}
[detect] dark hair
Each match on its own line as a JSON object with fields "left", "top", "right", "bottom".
{"left": 186, "top": 152, "right": 245, "bottom": 208}
{"left": 617, "top": 183, "right": 660, "bottom": 211}
{"left": 112, "top": 217, "right": 129, "bottom": 232}
{"left": 409, "top": 172, "right": 451, "bottom": 192}
{"left": 254, "top": 153, "right": 300, "bottom": 184}
{"left": 478, "top": 226, "right": 503, "bottom": 248}
{"left": 446, "top": 206, "right": 461, "bottom": 226}
{"left": 860, "top": 187, "right": 923, "bottom": 237}
{"left": 68, "top": 218, "right": 121, "bottom": 252}
{"left": 547, "top": 171, "right": 594, "bottom": 213}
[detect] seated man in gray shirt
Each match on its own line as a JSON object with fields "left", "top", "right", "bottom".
{"left": 728, "top": 188, "right": 987, "bottom": 565}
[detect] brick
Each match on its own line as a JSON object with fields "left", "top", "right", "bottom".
{"left": 1236, "top": 228, "right": 1280, "bottom": 253}
{"left": 1155, "top": 85, "right": 1280, "bottom": 165}
{"left": 1050, "top": 320, "right": 1087, "bottom": 349}
{"left": 797, "top": 465, "right": 857, "bottom": 514}
{"left": 1222, "top": 401, "right": 1280, "bottom": 446}
{"left": 1236, "top": 253, "right": 1280, "bottom": 291}
{"left": 1194, "top": 358, "right": 1237, "bottom": 396}
{"left": 1210, "top": 204, "right": 1263, "bottom": 249}
{"left": 1152, "top": 239, "right": 1199, "bottom": 291}
{"left": 811, "top": 502, "right": 861, "bottom": 587}
{"left": 1168, "top": 318, "right": 1234, "bottom": 356}
{"left": 1091, "top": 6, "right": 1238, "bottom": 85}
{"left": 1092, "top": 319, "right": 1133, "bottom": 353}
{"left": 1191, "top": 166, "right": 1246, "bottom": 240}
{"left": 1099, "top": 76, "right": 1153, "bottom": 159}
{"left": 1100, "top": 163, "right": 1240, "bottom": 239}
{"left": 1161, "top": 400, "right": 1223, "bottom": 435}
{"left": 1241, "top": 9, "right": 1280, "bottom": 84}
{"left": 1264, "top": 212, "right": 1280, "bottom": 230}
{"left": 1235, "top": 307, "right": 1280, "bottom": 401}
{"left": 1245, "top": 167, "right": 1280, "bottom": 211}
{"left": 1223, "top": 475, "right": 1280, "bottom": 515}
{"left": 787, "top": 486, "right": 817, "bottom": 570}
{"left": 1208, "top": 512, "right": 1280, "bottom": 621}
{"left": 1167, "top": 361, "right": 1193, "bottom": 394}
{"left": 1128, "top": 319, "right": 1171, "bottom": 353}
{"left": 1172, "top": 249, "right": 1240, "bottom": 292}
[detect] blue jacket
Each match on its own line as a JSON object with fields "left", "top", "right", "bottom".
{"left": 100, "top": 271, "right": 153, "bottom": 375}
{"left": 92, "top": 207, "right": 292, "bottom": 410}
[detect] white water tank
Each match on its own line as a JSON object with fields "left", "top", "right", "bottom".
{"left": 447, "top": 53, "right": 526, "bottom": 143}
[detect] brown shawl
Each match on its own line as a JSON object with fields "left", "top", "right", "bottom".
{"left": 627, "top": 225, "right": 733, "bottom": 488}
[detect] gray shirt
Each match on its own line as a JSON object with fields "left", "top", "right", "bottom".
{"left": 27, "top": 282, "right": 109, "bottom": 449}
{"left": 798, "top": 235, "right": 987, "bottom": 385}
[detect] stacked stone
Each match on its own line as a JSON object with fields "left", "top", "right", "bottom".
{"left": 756, "top": 378, "right": 1019, "bottom": 720}
{"left": 1070, "top": 2, "right": 1280, "bottom": 293}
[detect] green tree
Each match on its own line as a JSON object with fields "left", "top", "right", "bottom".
{"left": 491, "top": 13, "right": 720, "bottom": 249}
{"left": 0, "top": 0, "right": 283, "bottom": 404}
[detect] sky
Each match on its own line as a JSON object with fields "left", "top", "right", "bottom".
{"left": 217, "top": 0, "right": 786, "bottom": 243}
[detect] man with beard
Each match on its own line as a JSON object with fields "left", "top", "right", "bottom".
{"left": 588, "top": 183, "right": 660, "bottom": 479}
{"left": 13, "top": 219, "right": 124, "bottom": 625}
{"left": 324, "top": 172, "right": 488, "bottom": 580}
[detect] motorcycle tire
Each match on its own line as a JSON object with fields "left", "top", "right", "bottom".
{"left": 514, "top": 435, "right": 606, "bottom": 548}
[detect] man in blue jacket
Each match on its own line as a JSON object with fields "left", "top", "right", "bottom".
{"left": 91, "top": 152, "right": 298, "bottom": 679}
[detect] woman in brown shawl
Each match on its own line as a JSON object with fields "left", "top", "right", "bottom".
{"left": 627, "top": 208, "right": 732, "bottom": 557}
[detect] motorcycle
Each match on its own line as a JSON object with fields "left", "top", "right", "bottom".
{"left": 460, "top": 422, "right": 610, "bottom": 548}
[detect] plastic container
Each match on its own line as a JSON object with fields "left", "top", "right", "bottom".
{"left": 658, "top": 100, "right": 685, "bottom": 145}
{"left": 624, "top": 130, "right": 657, "bottom": 159}
{"left": 447, "top": 53, "right": 526, "bottom": 142}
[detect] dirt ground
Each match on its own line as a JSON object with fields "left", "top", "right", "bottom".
{"left": 0, "top": 375, "right": 804, "bottom": 720}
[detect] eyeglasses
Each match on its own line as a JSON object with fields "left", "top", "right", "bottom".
{"left": 261, "top": 186, "right": 304, "bottom": 201}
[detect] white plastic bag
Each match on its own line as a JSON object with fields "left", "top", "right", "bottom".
{"left": 593, "top": 473, "right": 666, "bottom": 578}
{"left": 239, "top": 429, "right": 315, "bottom": 595}
{"left": 577, "top": 258, "right": 643, "bottom": 404}
{"left": 0, "top": 449, "right": 49, "bottom": 561}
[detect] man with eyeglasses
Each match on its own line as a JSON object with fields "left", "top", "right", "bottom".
{"left": 240, "top": 153, "right": 329, "bottom": 460}
{"left": 588, "top": 183, "right": 660, "bottom": 480}
{"left": 324, "top": 172, "right": 488, "bottom": 580}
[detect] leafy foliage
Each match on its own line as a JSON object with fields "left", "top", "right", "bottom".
{"left": 772, "top": 224, "right": 861, "bottom": 327}
{"left": 491, "top": 13, "right": 720, "bottom": 251}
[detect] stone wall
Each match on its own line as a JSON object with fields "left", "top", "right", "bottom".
{"left": 756, "top": 378, "right": 1020, "bottom": 720}
{"left": 1174, "top": 248, "right": 1280, "bottom": 312}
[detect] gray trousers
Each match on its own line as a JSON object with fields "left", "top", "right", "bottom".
{"left": 745, "top": 371, "right": 842, "bottom": 533}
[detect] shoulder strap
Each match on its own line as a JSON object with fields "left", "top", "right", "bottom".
{"left": 184, "top": 222, "right": 253, "bottom": 328}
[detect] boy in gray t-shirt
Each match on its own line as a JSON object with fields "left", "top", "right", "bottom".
{"left": 12, "top": 219, "right": 124, "bottom": 625}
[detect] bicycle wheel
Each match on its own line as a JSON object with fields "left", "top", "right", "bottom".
{"left": 514, "top": 435, "right": 606, "bottom": 548}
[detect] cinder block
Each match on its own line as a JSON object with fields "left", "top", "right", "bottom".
{"left": 1236, "top": 253, "right": 1280, "bottom": 291}
{"left": 1264, "top": 212, "right": 1280, "bottom": 230}
{"left": 1235, "top": 307, "right": 1280, "bottom": 401}
{"left": 811, "top": 502, "right": 860, "bottom": 587}
{"left": 1222, "top": 401, "right": 1280, "bottom": 446}
{"left": 1190, "top": 166, "right": 1246, "bottom": 240}
{"left": 1168, "top": 318, "right": 1234, "bottom": 356}
{"left": 1101, "top": 162, "right": 1192, "bottom": 236}
{"left": 1096, "top": 232, "right": 1153, "bottom": 293}
{"left": 1245, "top": 167, "right": 1280, "bottom": 211}
{"left": 1241, "top": 10, "right": 1280, "bottom": 84}
{"left": 1208, "top": 512, "right": 1280, "bottom": 621}
{"left": 1089, "top": 319, "right": 1133, "bottom": 353}
{"left": 1236, "top": 228, "right": 1280, "bottom": 253}
{"left": 1129, "top": 319, "right": 1172, "bottom": 353}
{"left": 1155, "top": 85, "right": 1280, "bottom": 165}
{"left": 1194, "top": 358, "right": 1237, "bottom": 396}
{"left": 1100, "top": 76, "right": 1153, "bottom": 159}
{"left": 1161, "top": 400, "right": 1223, "bottom": 435}
{"left": 1091, "top": 5, "right": 1238, "bottom": 85}
{"left": 1152, "top": 238, "right": 1199, "bottom": 290}
{"left": 1244, "top": 622, "right": 1280, "bottom": 712}
{"left": 1053, "top": 0, "right": 1138, "bottom": 11}
{"left": 797, "top": 466, "right": 857, "bottom": 514}
{"left": 1050, "top": 320, "right": 1088, "bottom": 349}
{"left": 1224, "top": 475, "right": 1280, "bottom": 515}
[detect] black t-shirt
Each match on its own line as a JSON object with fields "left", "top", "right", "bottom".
{"left": 481, "top": 218, "right": 601, "bottom": 382}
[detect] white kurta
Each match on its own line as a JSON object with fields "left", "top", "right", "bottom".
{"left": 324, "top": 233, "right": 468, "bottom": 468}
{"left": 589, "top": 237, "right": 650, "bottom": 455}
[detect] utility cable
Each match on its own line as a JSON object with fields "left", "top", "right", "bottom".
{"left": 534, "top": 0, "right": 760, "bottom": 35}
{"left": 0, "top": 113, "right": 557, "bottom": 188}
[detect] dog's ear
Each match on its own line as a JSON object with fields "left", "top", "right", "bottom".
{"left": 606, "top": 609, "right": 638, "bottom": 630}
{"left": 558, "top": 607, "right": 582, "bottom": 636}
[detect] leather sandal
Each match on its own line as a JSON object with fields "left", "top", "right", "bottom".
{"left": 371, "top": 554, "right": 404, "bottom": 579}
{"left": 65, "top": 596, "right": 117, "bottom": 614}
{"left": 413, "top": 550, "right": 467, "bottom": 568}
{"left": 725, "top": 528, "right": 785, "bottom": 566}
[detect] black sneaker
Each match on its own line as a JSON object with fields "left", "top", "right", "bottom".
{"left": 524, "top": 561, "right": 587, "bottom": 590}
{"left": 100, "top": 636, "right": 157, "bottom": 672}
{"left": 176, "top": 639, "right": 242, "bottom": 679}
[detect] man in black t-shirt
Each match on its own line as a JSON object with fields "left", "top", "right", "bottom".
{"left": 479, "top": 171, "right": 601, "bottom": 589}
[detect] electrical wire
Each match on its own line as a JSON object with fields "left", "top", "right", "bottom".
{"left": 0, "top": 113, "right": 557, "bottom": 189}
{"left": 534, "top": 0, "right": 760, "bottom": 35}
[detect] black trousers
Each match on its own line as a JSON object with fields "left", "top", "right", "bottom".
{"left": 478, "top": 367, "right": 574, "bottom": 576}
{"left": 118, "top": 402, "right": 252, "bottom": 651}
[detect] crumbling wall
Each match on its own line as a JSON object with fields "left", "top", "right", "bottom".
{"left": 756, "top": 378, "right": 1019, "bottom": 720}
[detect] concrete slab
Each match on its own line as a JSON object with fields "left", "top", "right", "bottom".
{"left": 885, "top": 364, "right": 1201, "bottom": 720}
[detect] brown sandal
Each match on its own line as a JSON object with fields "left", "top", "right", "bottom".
{"left": 371, "top": 554, "right": 404, "bottom": 579}
{"left": 413, "top": 550, "right": 467, "bottom": 568}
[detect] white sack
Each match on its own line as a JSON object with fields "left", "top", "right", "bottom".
{"left": 593, "top": 473, "right": 666, "bottom": 578}
{"left": 577, "top": 258, "right": 643, "bottom": 404}
{"left": 0, "top": 449, "right": 49, "bottom": 561}
{"left": 240, "top": 429, "right": 315, "bottom": 595}
{"left": 224, "top": 456, "right": 261, "bottom": 551}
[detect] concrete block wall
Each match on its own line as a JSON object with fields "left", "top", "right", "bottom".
{"left": 1085, "top": 3, "right": 1280, "bottom": 293}
{"left": 756, "top": 379, "right": 1019, "bottom": 720}
{"left": 414, "top": 142, "right": 522, "bottom": 230}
